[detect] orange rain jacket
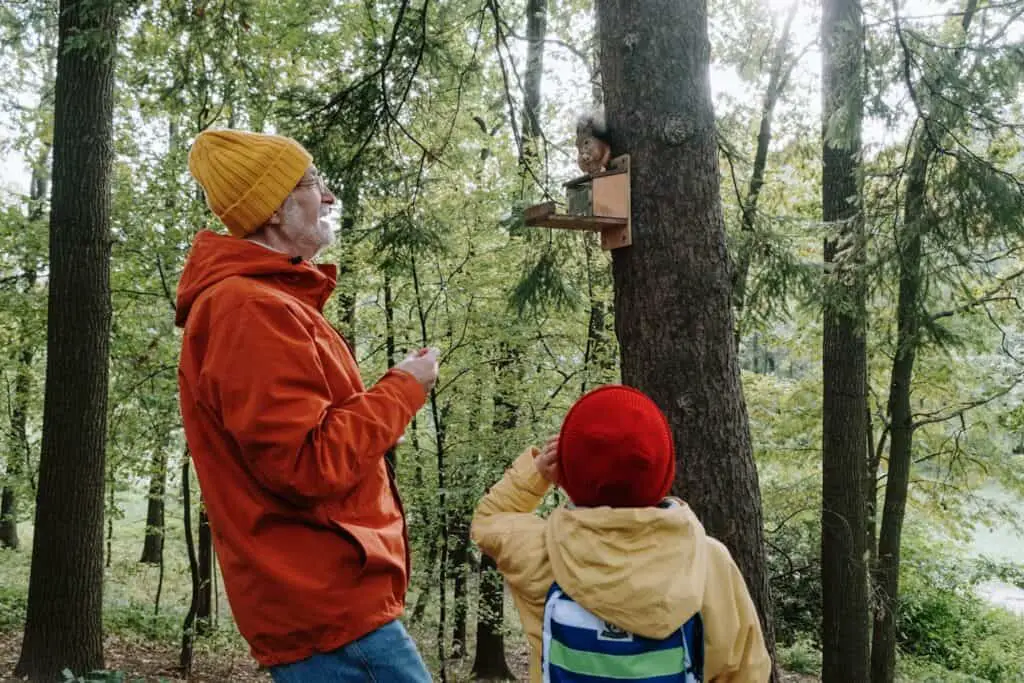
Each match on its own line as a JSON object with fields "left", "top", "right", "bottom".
{"left": 175, "top": 230, "right": 426, "bottom": 667}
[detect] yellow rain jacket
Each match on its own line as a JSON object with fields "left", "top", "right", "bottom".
{"left": 471, "top": 448, "right": 772, "bottom": 683}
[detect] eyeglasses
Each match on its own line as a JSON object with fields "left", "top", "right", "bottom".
{"left": 296, "top": 169, "right": 328, "bottom": 194}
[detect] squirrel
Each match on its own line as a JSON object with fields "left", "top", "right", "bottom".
{"left": 575, "top": 107, "right": 612, "bottom": 176}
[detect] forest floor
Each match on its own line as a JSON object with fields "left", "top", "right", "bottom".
{"left": 0, "top": 489, "right": 828, "bottom": 682}
{"left": 0, "top": 629, "right": 818, "bottom": 682}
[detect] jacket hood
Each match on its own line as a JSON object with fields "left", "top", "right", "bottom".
{"left": 545, "top": 499, "right": 707, "bottom": 639}
{"left": 175, "top": 230, "right": 337, "bottom": 327}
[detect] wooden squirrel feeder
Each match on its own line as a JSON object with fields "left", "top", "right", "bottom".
{"left": 524, "top": 154, "right": 632, "bottom": 251}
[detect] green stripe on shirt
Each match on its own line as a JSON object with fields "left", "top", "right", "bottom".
{"left": 548, "top": 640, "right": 686, "bottom": 679}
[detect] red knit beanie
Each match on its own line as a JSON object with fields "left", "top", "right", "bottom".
{"left": 556, "top": 385, "right": 676, "bottom": 508}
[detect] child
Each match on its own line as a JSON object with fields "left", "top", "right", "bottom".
{"left": 471, "top": 384, "right": 771, "bottom": 683}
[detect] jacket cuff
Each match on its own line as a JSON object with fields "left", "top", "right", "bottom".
{"left": 383, "top": 368, "right": 428, "bottom": 416}
{"left": 509, "top": 447, "right": 551, "bottom": 496}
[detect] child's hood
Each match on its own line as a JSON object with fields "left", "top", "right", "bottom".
{"left": 544, "top": 499, "right": 707, "bottom": 640}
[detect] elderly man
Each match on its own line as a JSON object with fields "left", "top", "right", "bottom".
{"left": 176, "top": 129, "right": 437, "bottom": 682}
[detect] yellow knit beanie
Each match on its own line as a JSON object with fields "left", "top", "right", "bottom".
{"left": 187, "top": 129, "right": 313, "bottom": 237}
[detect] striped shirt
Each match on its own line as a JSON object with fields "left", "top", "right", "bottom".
{"left": 542, "top": 583, "right": 704, "bottom": 682}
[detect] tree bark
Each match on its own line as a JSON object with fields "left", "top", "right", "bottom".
{"left": 0, "top": 344, "right": 33, "bottom": 550}
{"left": 820, "top": 0, "right": 871, "bottom": 677}
{"left": 180, "top": 454, "right": 199, "bottom": 676}
{"left": 196, "top": 505, "right": 214, "bottom": 635}
{"left": 594, "top": 1, "right": 777, "bottom": 676}
{"left": 523, "top": 0, "right": 547, "bottom": 143}
{"left": 334, "top": 171, "right": 359, "bottom": 344}
{"left": 581, "top": 240, "right": 616, "bottom": 393}
{"left": 140, "top": 446, "right": 167, "bottom": 565}
{"left": 14, "top": 0, "right": 118, "bottom": 677}
{"left": 450, "top": 517, "right": 471, "bottom": 659}
{"left": 384, "top": 273, "right": 397, "bottom": 469}
{"left": 471, "top": 555, "right": 514, "bottom": 680}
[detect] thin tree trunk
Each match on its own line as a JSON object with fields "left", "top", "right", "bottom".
{"left": 409, "top": 414, "right": 437, "bottom": 625}
{"left": 0, "top": 345, "right": 33, "bottom": 550}
{"left": 180, "top": 454, "right": 199, "bottom": 676}
{"left": 595, "top": 2, "right": 778, "bottom": 677}
{"left": 106, "top": 474, "right": 115, "bottom": 568}
{"left": 384, "top": 273, "right": 397, "bottom": 469}
{"left": 870, "top": 164, "right": 921, "bottom": 682}
{"left": 870, "top": 6, "right": 977, "bottom": 682}
{"left": 450, "top": 518, "right": 471, "bottom": 659}
{"left": 523, "top": 0, "right": 547, "bottom": 144}
{"left": 471, "top": 346, "right": 519, "bottom": 679}
{"left": 154, "top": 537, "right": 165, "bottom": 616}
{"left": 865, "top": 394, "right": 878, "bottom": 581}
{"left": 820, "top": 0, "right": 871, "bottom": 677}
{"left": 411, "top": 256, "right": 450, "bottom": 682}
{"left": 196, "top": 505, "right": 214, "bottom": 635}
{"left": 411, "top": 537, "right": 438, "bottom": 623}
{"left": 471, "top": 556, "right": 514, "bottom": 681}
{"left": 452, "top": 382, "right": 486, "bottom": 660}
{"left": 0, "top": 485, "right": 17, "bottom": 550}
{"left": 140, "top": 446, "right": 167, "bottom": 564}
{"left": 14, "top": 0, "right": 118, "bottom": 675}
{"left": 732, "top": 3, "right": 799, "bottom": 346}
{"left": 581, "top": 239, "right": 616, "bottom": 393}
{"left": 334, "top": 171, "right": 359, "bottom": 343}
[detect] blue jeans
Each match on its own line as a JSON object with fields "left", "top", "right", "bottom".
{"left": 269, "top": 620, "right": 432, "bottom": 682}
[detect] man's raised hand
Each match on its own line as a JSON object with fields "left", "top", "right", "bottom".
{"left": 395, "top": 347, "right": 440, "bottom": 394}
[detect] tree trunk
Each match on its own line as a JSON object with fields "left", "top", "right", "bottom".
{"left": 334, "top": 171, "right": 359, "bottom": 343}
{"left": 471, "top": 346, "right": 519, "bottom": 678}
{"left": 471, "top": 555, "right": 514, "bottom": 681}
{"left": 595, "top": 1, "right": 777, "bottom": 675}
{"left": 196, "top": 505, "right": 214, "bottom": 635}
{"left": 384, "top": 273, "right": 397, "bottom": 469}
{"left": 732, "top": 4, "right": 799, "bottom": 346}
{"left": 0, "top": 345, "right": 33, "bottom": 550}
{"left": 106, "top": 474, "right": 115, "bottom": 568}
{"left": 820, "top": 0, "right": 871, "bottom": 677}
{"left": 523, "top": 0, "right": 547, "bottom": 143}
{"left": 140, "top": 446, "right": 167, "bottom": 565}
{"left": 581, "top": 239, "right": 616, "bottom": 393}
{"left": 870, "top": 150, "right": 924, "bottom": 683}
{"left": 180, "top": 454, "right": 199, "bottom": 676}
{"left": 450, "top": 518, "right": 471, "bottom": 659}
{"left": 411, "top": 257, "right": 450, "bottom": 681}
{"left": 870, "top": 5, "right": 977, "bottom": 680}
{"left": 0, "top": 485, "right": 17, "bottom": 550}
{"left": 14, "top": 0, "right": 117, "bottom": 677}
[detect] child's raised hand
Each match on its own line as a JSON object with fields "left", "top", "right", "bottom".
{"left": 534, "top": 436, "right": 560, "bottom": 484}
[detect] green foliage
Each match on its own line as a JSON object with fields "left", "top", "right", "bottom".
{"left": 103, "top": 605, "right": 180, "bottom": 642}
{"left": 777, "top": 636, "right": 821, "bottom": 675}
{"left": 0, "top": 583, "right": 28, "bottom": 631}
{"left": 898, "top": 545, "right": 1024, "bottom": 683}
{"left": 62, "top": 668, "right": 172, "bottom": 683}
